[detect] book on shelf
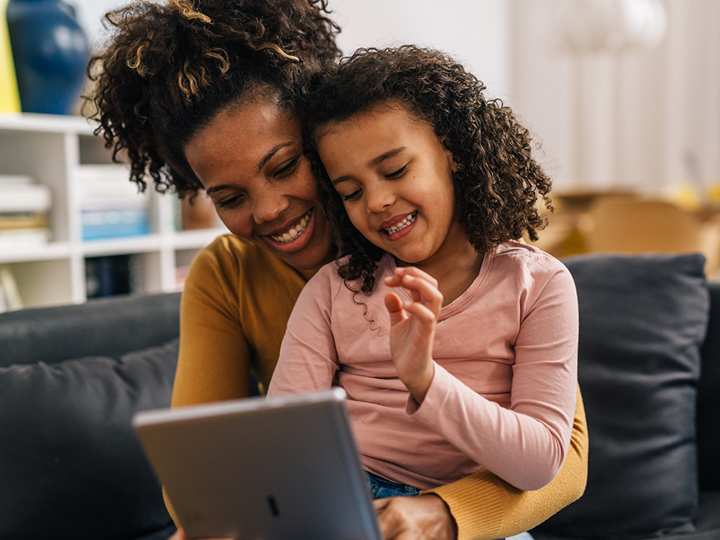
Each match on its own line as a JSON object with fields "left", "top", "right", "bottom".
{"left": 0, "top": 264, "right": 23, "bottom": 312}
{"left": 77, "top": 168, "right": 150, "bottom": 240}
{"left": 85, "top": 254, "right": 143, "bottom": 299}
{"left": 0, "top": 175, "right": 52, "bottom": 214}
{"left": 0, "top": 175, "right": 52, "bottom": 247}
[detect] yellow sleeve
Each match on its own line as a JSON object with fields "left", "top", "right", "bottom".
{"left": 425, "top": 386, "right": 589, "bottom": 540}
{"left": 172, "top": 236, "right": 254, "bottom": 407}
{"left": 164, "top": 235, "right": 313, "bottom": 526}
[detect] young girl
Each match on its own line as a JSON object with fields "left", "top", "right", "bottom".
{"left": 267, "top": 45, "right": 578, "bottom": 498}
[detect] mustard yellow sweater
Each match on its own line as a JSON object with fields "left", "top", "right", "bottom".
{"left": 171, "top": 235, "right": 588, "bottom": 540}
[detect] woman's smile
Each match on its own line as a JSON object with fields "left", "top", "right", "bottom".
{"left": 264, "top": 208, "right": 316, "bottom": 252}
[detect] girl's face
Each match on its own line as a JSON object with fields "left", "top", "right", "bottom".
{"left": 184, "top": 97, "right": 333, "bottom": 270}
{"left": 316, "top": 103, "right": 467, "bottom": 272}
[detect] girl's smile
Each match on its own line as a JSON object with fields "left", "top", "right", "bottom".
{"left": 381, "top": 211, "right": 417, "bottom": 239}
{"left": 317, "top": 102, "right": 479, "bottom": 279}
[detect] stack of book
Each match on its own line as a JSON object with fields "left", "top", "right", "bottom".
{"left": 77, "top": 167, "right": 150, "bottom": 240}
{"left": 0, "top": 175, "right": 52, "bottom": 248}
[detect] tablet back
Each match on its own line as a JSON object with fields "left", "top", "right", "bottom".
{"left": 133, "top": 388, "right": 381, "bottom": 540}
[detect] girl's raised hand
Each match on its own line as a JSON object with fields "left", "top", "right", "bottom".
{"left": 383, "top": 266, "right": 443, "bottom": 403}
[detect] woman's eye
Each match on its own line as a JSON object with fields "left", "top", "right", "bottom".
{"left": 341, "top": 189, "right": 362, "bottom": 202}
{"left": 386, "top": 165, "right": 408, "bottom": 179}
{"left": 274, "top": 157, "right": 300, "bottom": 178}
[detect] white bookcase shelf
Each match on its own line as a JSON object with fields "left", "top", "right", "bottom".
{"left": 0, "top": 112, "right": 227, "bottom": 308}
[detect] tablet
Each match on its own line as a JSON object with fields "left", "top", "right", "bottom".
{"left": 133, "top": 388, "right": 382, "bottom": 540}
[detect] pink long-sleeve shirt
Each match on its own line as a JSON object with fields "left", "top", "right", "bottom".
{"left": 268, "top": 241, "right": 578, "bottom": 491}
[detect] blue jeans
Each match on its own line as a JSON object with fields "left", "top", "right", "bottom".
{"left": 364, "top": 470, "right": 421, "bottom": 499}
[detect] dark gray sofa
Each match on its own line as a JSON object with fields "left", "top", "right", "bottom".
{"left": 0, "top": 252, "right": 718, "bottom": 540}
{"left": 0, "top": 292, "right": 182, "bottom": 540}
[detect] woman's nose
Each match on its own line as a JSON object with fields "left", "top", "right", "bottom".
{"left": 253, "top": 191, "right": 289, "bottom": 224}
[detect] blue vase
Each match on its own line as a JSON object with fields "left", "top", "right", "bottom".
{"left": 6, "top": 0, "right": 90, "bottom": 115}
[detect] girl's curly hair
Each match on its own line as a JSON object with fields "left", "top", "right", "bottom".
{"left": 302, "top": 45, "right": 553, "bottom": 294}
{"left": 86, "top": 0, "right": 341, "bottom": 197}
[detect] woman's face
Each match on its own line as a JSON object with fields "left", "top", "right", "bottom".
{"left": 184, "top": 97, "right": 333, "bottom": 270}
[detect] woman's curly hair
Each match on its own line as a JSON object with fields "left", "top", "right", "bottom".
{"left": 302, "top": 45, "right": 553, "bottom": 294}
{"left": 86, "top": 0, "right": 340, "bottom": 197}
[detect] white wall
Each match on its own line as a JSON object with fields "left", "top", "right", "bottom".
{"left": 71, "top": 0, "right": 512, "bottom": 99}
{"left": 330, "top": 0, "right": 512, "bottom": 100}
{"left": 68, "top": 0, "right": 128, "bottom": 51}
{"left": 510, "top": 0, "right": 720, "bottom": 195}
{"left": 70, "top": 0, "right": 720, "bottom": 197}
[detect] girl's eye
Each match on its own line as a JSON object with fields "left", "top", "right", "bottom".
{"left": 217, "top": 194, "right": 245, "bottom": 208}
{"left": 386, "top": 165, "right": 408, "bottom": 179}
{"left": 341, "top": 189, "right": 362, "bottom": 202}
{"left": 274, "top": 157, "right": 300, "bottom": 178}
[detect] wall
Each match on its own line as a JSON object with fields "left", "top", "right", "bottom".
{"left": 330, "top": 0, "right": 511, "bottom": 100}
{"left": 72, "top": 0, "right": 512, "bottom": 98}
{"left": 509, "top": 0, "right": 720, "bottom": 196}
{"left": 70, "top": 0, "right": 719, "bottom": 198}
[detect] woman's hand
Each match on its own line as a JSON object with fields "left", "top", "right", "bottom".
{"left": 375, "top": 494, "right": 457, "bottom": 540}
{"left": 167, "top": 495, "right": 457, "bottom": 540}
{"left": 383, "top": 266, "right": 443, "bottom": 403}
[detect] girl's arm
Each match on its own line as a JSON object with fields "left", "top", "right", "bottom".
{"left": 267, "top": 263, "right": 340, "bottom": 397}
{"left": 386, "top": 265, "right": 579, "bottom": 492}
{"left": 424, "top": 387, "right": 588, "bottom": 540}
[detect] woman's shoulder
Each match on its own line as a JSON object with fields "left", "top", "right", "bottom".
{"left": 187, "top": 234, "right": 310, "bottom": 298}
{"left": 193, "top": 234, "right": 299, "bottom": 275}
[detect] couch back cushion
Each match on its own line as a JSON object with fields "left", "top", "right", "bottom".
{"left": 698, "top": 283, "right": 720, "bottom": 490}
{"left": 537, "top": 253, "right": 709, "bottom": 539}
{"left": 0, "top": 292, "right": 181, "bottom": 367}
{"left": 0, "top": 293, "right": 181, "bottom": 540}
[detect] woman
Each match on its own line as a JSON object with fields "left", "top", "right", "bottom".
{"left": 88, "top": 1, "right": 588, "bottom": 539}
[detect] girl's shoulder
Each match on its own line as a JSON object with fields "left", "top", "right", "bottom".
{"left": 307, "top": 253, "right": 395, "bottom": 300}
{"left": 489, "top": 240, "right": 573, "bottom": 282}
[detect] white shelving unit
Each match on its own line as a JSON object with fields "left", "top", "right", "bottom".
{"left": 0, "top": 112, "right": 227, "bottom": 308}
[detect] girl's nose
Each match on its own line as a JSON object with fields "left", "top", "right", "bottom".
{"left": 253, "top": 191, "right": 289, "bottom": 224}
{"left": 365, "top": 183, "right": 395, "bottom": 214}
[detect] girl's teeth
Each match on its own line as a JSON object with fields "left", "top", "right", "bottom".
{"left": 385, "top": 213, "right": 416, "bottom": 234}
{"left": 271, "top": 209, "right": 312, "bottom": 243}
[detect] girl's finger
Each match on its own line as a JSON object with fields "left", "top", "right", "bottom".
{"left": 399, "top": 275, "right": 443, "bottom": 314}
{"left": 394, "top": 266, "right": 439, "bottom": 288}
{"left": 403, "top": 299, "right": 438, "bottom": 325}
{"left": 384, "top": 292, "right": 407, "bottom": 325}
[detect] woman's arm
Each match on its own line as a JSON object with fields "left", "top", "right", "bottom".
{"left": 172, "top": 240, "right": 254, "bottom": 408}
{"left": 165, "top": 236, "right": 311, "bottom": 526}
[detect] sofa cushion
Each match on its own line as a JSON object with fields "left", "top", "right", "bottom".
{"left": 536, "top": 253, "right": 709, "bottom": 539}
{"left": 0, "top": 339, "right": 179, "bottom": 540}
{"left": 0, "top": 292, "right": 182, "bottom": 368}
{"left": 698, "top": 283, "right": 720, "bottom": 491}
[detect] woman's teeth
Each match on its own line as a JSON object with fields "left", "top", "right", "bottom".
{"left": 271, "top": 209, "right": 312, "bottom": 244}
{"left": 384, "top": 213, "right": 416, "bottom": 235}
